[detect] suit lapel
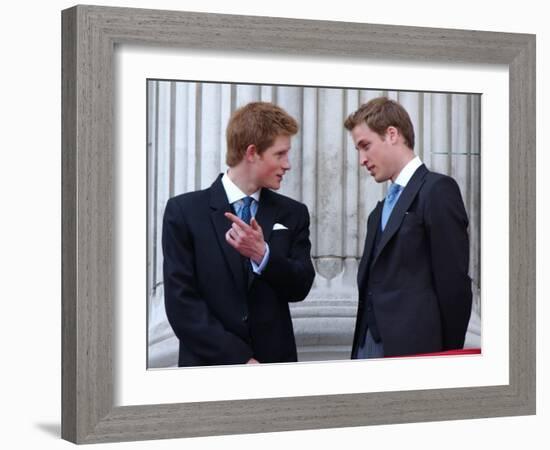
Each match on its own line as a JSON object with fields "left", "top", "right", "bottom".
{"left": 250, "top": 189, "right": 280, "bottom": 290}
{"left": 371, "top": 164, "right": 428, "bottom": 268}
{"left": 209, "top": 175, "right": 246, "bottom": 294}
{"left": 255, "top": 189, "right": 279, "bottom": 244}
{"left": 357, "top": 201, "right": 383, "bottom": 287}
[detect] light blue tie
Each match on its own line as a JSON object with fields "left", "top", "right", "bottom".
{"left": 381, "top": 183, "right": 402, "bottom": 231}
{"left": 240, "top": 197, "right": 253, "bottom": 225}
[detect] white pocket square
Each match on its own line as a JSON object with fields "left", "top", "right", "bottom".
{"left": 273, "top": 223, "right": 288, "bottom": 230}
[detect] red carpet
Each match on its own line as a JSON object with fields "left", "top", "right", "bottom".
{"left": 386, "top": 348, "right": 481, "bottom": 358}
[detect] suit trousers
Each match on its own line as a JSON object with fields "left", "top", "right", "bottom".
{"left": 357, "top": 328, "right": 385, "bottom": 359}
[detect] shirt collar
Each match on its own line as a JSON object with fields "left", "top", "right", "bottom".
{"left": 221, "top": 172, "right": 261, "bottom": 204}
{"left": 394, "top": 155, "right": 422, "bottom": 187}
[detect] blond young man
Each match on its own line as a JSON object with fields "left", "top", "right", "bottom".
{"left": 345, "top": 97, "right": 472, "bottom": 358}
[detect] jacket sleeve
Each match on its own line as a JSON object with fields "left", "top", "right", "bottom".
{"left": 162, "top": 198, "right": 253, "bottom": 365}
{"left": 425, "top": 177, "right": 473, "bottom": 350}
{"left": 259, "top": 203, "right": 315, "bottom": 302}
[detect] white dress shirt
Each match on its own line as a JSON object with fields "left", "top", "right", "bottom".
{"left": 221, "top": 173, "right": 270, "bottom": 273}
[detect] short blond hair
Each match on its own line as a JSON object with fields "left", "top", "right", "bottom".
{"left": 344, "top": 97, "right": 415, "bottom": 149}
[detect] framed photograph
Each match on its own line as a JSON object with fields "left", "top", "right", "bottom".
{"left": 145, "top": 79, "right": 483, "bottom": 370}
{"left": 62, "top": 4, "right": 535, "bottom": 444}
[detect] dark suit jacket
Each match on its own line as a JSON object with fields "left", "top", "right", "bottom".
{"left": 162, "top": 174, "right": 315, "bottom": 366}
{"left": 351, "top": 164, "right": 472, "bottom": 358}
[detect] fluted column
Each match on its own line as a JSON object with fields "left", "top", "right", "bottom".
{"left": 316, "top": 88, "right": 345, "bottom": 281}
{"left": 302, "top": 88, "right": 318, "bottom": 254}
{"left": 276, "top": 86, "right": 303, "bottom": 200}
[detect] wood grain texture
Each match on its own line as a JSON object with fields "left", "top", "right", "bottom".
{"left": 61, "top": 4, "right": 536, "bottom": 444}
{"left": 61, "top": 6, "right": 77, "bottom": 443}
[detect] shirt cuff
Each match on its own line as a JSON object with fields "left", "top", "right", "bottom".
{"left": 250, "top": 242, "right": 269, "bottom": 274}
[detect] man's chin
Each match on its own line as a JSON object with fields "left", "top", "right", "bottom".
{"left": 259, "top": 181, "right": 281, "bottom": 190}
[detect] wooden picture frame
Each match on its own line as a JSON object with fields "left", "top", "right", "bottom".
{"left": 61, "top": 4, "right": 535, "bottom": 443}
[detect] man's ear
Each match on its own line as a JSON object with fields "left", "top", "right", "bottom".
{"left": 244, "top": 144, "right": 258, "bottom": 162}
{"left": 385, "top": 126, "right": 399, "bottom": 144}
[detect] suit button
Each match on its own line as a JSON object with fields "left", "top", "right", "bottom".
{"left": 367, "top": 292, "right": 373, "bottom": 297}
{"left": 367, "top": 306, "right": 372, "bottom": 312}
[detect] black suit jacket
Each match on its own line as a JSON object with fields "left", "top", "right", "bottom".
{"left": 162, "top": 174, "right": 315, "bottom": 366}
{"left": 351, "top": 164, "right": 472, "bottom": 358}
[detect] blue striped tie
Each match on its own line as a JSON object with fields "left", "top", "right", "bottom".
{"left": 240, "top": 197, "right": 253, "bottom": 224}
{"left": 381, "top": 184, "right": 402, "bottom": 231}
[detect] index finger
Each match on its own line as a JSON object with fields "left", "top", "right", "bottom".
{"left": 224, "top": 212, "right": 248, "bottom": 228}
